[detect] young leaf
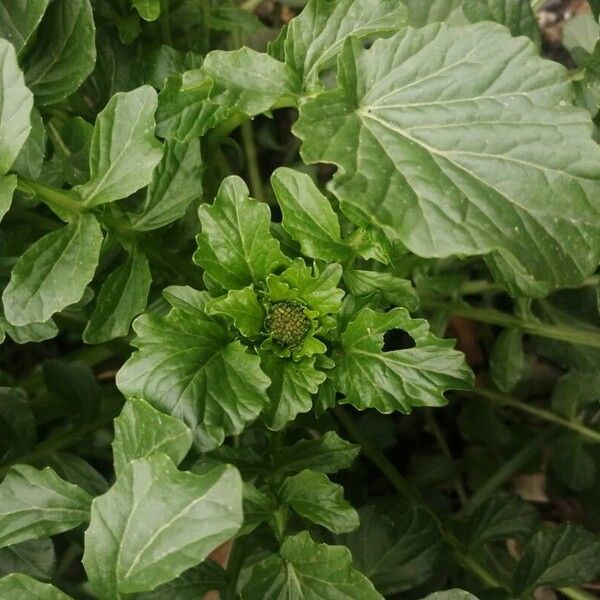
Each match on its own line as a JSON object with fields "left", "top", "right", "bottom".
{"left": 0, "top": 39, "right": 33, "bottom": 175}
{"left": 240, "top": 482, "right": 276, "bottom": 536}
{"left": 75, "top": 86, "right": 163, "bottom": 207}
{"left": 23, "top": 0, "right": 95, "bottom": 106}
{"left": 343, "top": 269, "right": 419, "bottom": 311}
{"left": 0, "top": 573, "right": 72, "bottom": 599}
{"left": 0, "top": 539, "right": 55, "bottom": 581}
{"left": 489, "top": 328, "right": 524, "bottom": 392}
{"left": 335, "top": 505, "right": 445, "bottom": 595}
{"left": 551, "top": 370, "right": 600, "bottom": 416}
{"left": 116, "top": 286, "right": 271, "bottom": 450}
{"left": 0, "top": 0, "right": 49, "bottom": 56}
{"left": 206, "top": 286, "right": 265, "bottom": 338}
{"left": 460, "top": 493, "right": 538, "bottom": 549}
{"left": 274, "top": 431, "right": 359, "bottom": 475}
{"left": 271, "top": 167, "right": 351, "bottom": 262}
{"left": 132, "top": 0, "right": 160, "bottom": 21}
{"left": 295, "top": 24, "right": 600, "bottom": 294}
{"left": 201, "top": 47, "right": 300, "bottom": 116}
{"left": 2, "top": 214, "right": 103, "bottom": 326}
{"left": 462, "top": 0, "right": 541, "bottom": 47}
{"left": 241, "top": 531, "right": 383, "bottom": 599}
{"left": 83, "top": 455, "right": 242, "bottom": 597}
{"left": 0, "top": 388, "right": 36, "bottom": 463}
{"left": 83, "top": 248, "right": 152, "bottom": 344}
{"left": 128, "top": 138, "right": 202, "bottom": 231}
{"left": 0, "top": 465, "right": 92, "bottom": 548}
{"left": 279, "top": 469, "right": 359, "bottom": 534}
{"left": 195, "top": 176, "right": 289, "bottom": 290}
{"left": 112, "top": 397, "right": 193, "bottom": 475}
{"left": 274, "top": 0, "right": 407, "bottom": 89}
{"left": 333, "top": 307, "right": 473, "bottom": 413}
{"left": 260, "top": 352, "right": 325, "bottom": 430}
{"left": 513, "top": 523, "right": 600, "bottom": 594}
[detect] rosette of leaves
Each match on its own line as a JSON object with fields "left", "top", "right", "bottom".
{"left": 117, "top": 170, "right": 473, "bottom": 449}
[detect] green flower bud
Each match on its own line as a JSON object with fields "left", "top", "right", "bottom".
{"left": 265, "top": 301, "right": 310, "bottom": 349}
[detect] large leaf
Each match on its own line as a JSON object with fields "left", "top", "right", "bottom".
{"left": 401, "top": 0, "right": 467, "bottom": 26}
{"left": 0, "top": 0, "right": 49, "bottom": 55}
{"left": 0, "top": 39, "right": 33, "bottom": 175}
{"left": 335, "top": 505, "right": 445, "bottom": 595}
{"left": 295, "top": 24, "right": 600, "bottom": 295}
{"left": 0, "top": 465, "right": 92, "bottom": 548}
{"left": 273, "top": 0, "right": 407, "bottom": 89}
{"left": 83, "top": 248, "right": 152, "bottom": 343}
{"left": 2, "top": 214, "right": 103, "bottom": 326}
{"left": 241, "top": 531, "right": 383, "bottom": 599}
{"left": 463, "top": 0, "right": 540, "bottom": 46}
{"left": 271, "top": 167, "right": 351, "bottom": 262}
{"left": 280, "top": 469, "right": 359, "bottom": 534}
{"left": 513, "top": 523, "right": 600, "bottom": 594}
{"left": 129, "top": 138, "right": 202, "bottom": 231}
{"left": 0, "top": 574, "right": 71, "bottom": 599}
{"left": 75, "top": 86, "right": 163, "bottom": 207}
{"left": 116, "top": 286, "right": 270, "bottom": 450}
{"left": 195, "top": 176, "right": 289, "bottom": 290}
{"left": 83, "top": 455, "right": 242, "bottom": 598}
{"left": 0, "top": 539, "right": 55, "bottom": 581}
{"left": 260, "top": 352, "right": 325, "bottom": 430}
{"left": 333, "top": 307, "right": 473, "bottom": 413}
{"left": 112, "top": 397, "right": 192, "bottom": 475}
{"left": 23, "top": 0, "right": 95, "bottom": 106}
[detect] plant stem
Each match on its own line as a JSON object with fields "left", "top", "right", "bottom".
{"left": 471, "top": 389, "right": 600, "bottom": 444}
{"left": 458, "top": 275, "right": 600, "bottom": 296}
{"left": 462, "top": 428, "right": 552, "bottom": 513}
{"left": 17, "top": 176, "right": 83, "bottom": 216}
{"left": 422, "top": 300, "right": 600, "bottom": 348}
{"left": 240, "top": 120, "right": 266, "bottom": 202}
{"left": 333, "top": 406, "right": 504, "bottom": 589}
{"left": 560, "top": 587, "right": 600, "bottom": 600}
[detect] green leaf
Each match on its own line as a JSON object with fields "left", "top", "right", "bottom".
{"left": 260, "top": 352, "right": 325, "bottom": 430}
{"left": 335, "top": 505, "right": 445, "bottom": 595}
{"left": 463, "top": 0, "right": 540, "bottom": 46}
{"left": 274, "top": 431, "right": 359, "bottom": 475}
{"left": 45, "top": 453, "right": 108, "bottom": 497}
{"left": 0, "top": 388, "right": 36, "bottom": 463}
{"left": 201, "top": 47, "right": 300, "bottom": 116}
{"left": 130, "top": 561, "right": 227, "bottom": 599}
{"left": 279, "top": 470, "right": 358, "bottom": 534}
{"left": 75, "top": 86, "right": 163, "bottom": 207}
{"left": 591, "top": 0, "right": 600, "bottom": 21}
{"left": 550, "top": 434, "right": 596, "bottom": 491}
{"left": 295, "top": 24, "right": 600, "bottom": 294}
{"left": 0, "top": 313, "right": 58, "bottom": 344}
{"left": 12, "top": 107, "right": 45, "bottom": 179}
{"left": 552, "top": 371, "right": 600, "bottom": 416}
{"left": 112, "top": 397, "right": 193, "bottom": 475}
{"left": 402, "top": 0, "right": 467, "bottom": 26}
{"left": 83, "top": 455, "right": 242, "bottom": 598}
{"left": 206, "top": 286, "right": 265, "bottom": 338}
{"left": 241, "top": 531, "right": 383, "bottom": 599}
{"left": 0, "top": 574, "right": 71, "bottom": 599}
{"left": 83, "top": 248, "right": 152, "bottom": 343}
{"left": 195, "top": 176, "right": 289, "bottom": 290}
{"left": 0, "top": 465, "right": 92, "bottom": 548}
{"left": 116, "top": 286, "right": 271, "bottom": 450}
{"left": 241, "top": 482, "right": 276, "bottom": 536}
{"left": 2, "top": 214, "right": 103, "bottom": 326}
{"left": 489, "top": 328, "right": 524, "bottom": 392}
{"left": 274, "top": 0, "right": 407, "bottom": 89}
{"left": 0, "top": 39, "right": 33, "bottom": 175}
{"left": 460, "top": 493, "right": 538, "bottom": 549}
{"left": 129, "top": 138, "right": 202, "bottom": 231}
{"left": 333, "top": 307, "right": 473, "bottom": 413}
{"left": 421, "top": 591, "right": 479, "bottom": 600}
{"left": 343, "top": 269, "right": 419, "bottom": 311}
{"left": 0, "top": 0, "right": 49, "bottom": 55}
{"left": 132, "top": 0, "right": 160, "bottom": 21}
{"left": 0, "top": 539, "right": 55, "bottom": 581}
{"left": 0, "top": 174, "right": 16, "bottom": 223}
{"left": 23, "top": 0, "right": 95, "bottom": 106}
{"left": 513, "top": 523, "right": 600, "bottom": 594}
{"left": 271, "top": 167, "right": 351, "bottom": 262}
